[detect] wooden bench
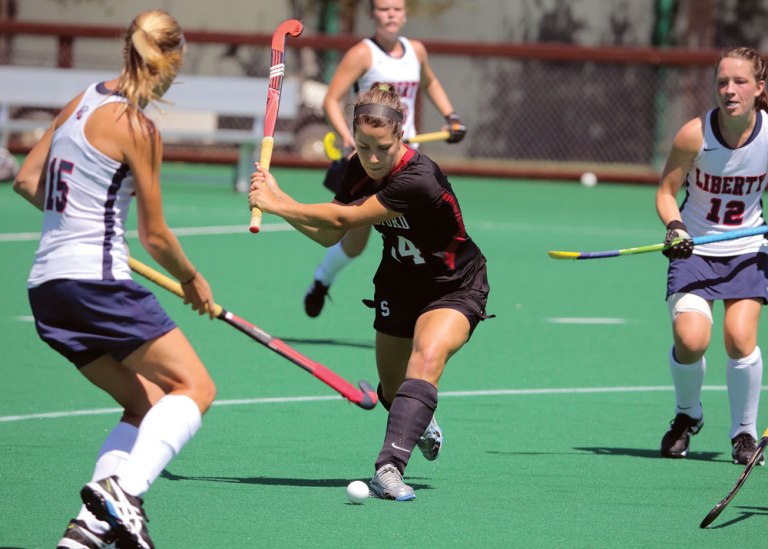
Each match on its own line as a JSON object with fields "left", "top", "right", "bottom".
{"left": 0, "top": 66, "right": 300, "bottom": 190}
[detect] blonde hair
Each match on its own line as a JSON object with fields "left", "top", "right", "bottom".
{"left": 117, "top": 10, "right": 185, "bottom": 127}
{"left": 717, "top": 47, "right": 768, "bottom": 111}
{"left": 352, "top": 82, "right": 404, "bottom": 136}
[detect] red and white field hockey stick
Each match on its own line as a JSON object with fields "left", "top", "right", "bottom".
{"left": 128, "top": 257, "right": 377, "bottom": 410}
{"left": 249, "top": 19, "right": 304, "bottom": 234}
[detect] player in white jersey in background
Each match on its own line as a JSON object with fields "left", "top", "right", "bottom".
{"left": 13, "top": 10, "right": 216, "bottom": 548}
{"left": 304, "top": 0, "right": 466, "bottom": 318}
{"left": 657, "top": 47, "right": 768, "bottom": 466}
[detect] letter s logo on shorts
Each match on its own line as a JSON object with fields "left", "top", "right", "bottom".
{"left": 380, "top": 300, "right": 390, "bottom": 317}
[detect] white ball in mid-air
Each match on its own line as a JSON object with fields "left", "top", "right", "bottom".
{"left": 346, "top": 480, "right": 369, "bottom": 504}
{"left": 580, "top": 172, "right": 598, "bottom": 187}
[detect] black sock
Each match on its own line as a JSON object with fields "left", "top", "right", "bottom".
{"left": 375, "top": 378, "right": 437, "bottom": 474}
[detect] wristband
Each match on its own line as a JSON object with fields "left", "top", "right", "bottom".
{"left": 666, "top": 220, "right": 688, "bottom": 232}
{"left": 181, "top": 270, "right": 197, "bottom": 285}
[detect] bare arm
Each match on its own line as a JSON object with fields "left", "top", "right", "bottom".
{"left": 249, "top": 163, "right": 399, "bottom": 246}
{"left": 656, "top": 117, "right": 703, "bottom": 226}
{"left": 322, "top": 42, "right": 371, "bottom": 150}
{"left": 123, "top": 113, "right": 215, "bottom": 317}
{"left": 13, "top": 95, "right": 81, "bottom": 209}
{"left": 412, "top": 39, "right": 455, "bottom": 118}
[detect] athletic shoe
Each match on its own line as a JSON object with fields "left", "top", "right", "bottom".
{"left": 304, "top": 279, "right": 330, "bottom": 318}
{"left": 416, "top": 416, "right": 443, "bottom": 461}
{"left": 370, "top": 464, "right": 415, "bottom": 501}
{"left": 56, "top": 519, "right": 116, "bottom": 549}
{"left": 731, "top": 432, "right": 766, "bottom": 466}
{"left": 80, "top": 476, "right": 154, "bottom": 549}
{"left": 660, "top": 413, "right": 703, "bottom": 458}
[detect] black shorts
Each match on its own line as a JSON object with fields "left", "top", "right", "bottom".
{"left": 366, "top": 263, "right": 492, "bottom": 338}
{"left": 323, "top": 158, "right": 349, "bottom": 194}
{"left": 28, "top": 279, "right": 176, "bottom": 368}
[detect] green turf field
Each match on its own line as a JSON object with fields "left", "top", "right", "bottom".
{"left": 2, "top": 164, "right": 767, "bottom": 547}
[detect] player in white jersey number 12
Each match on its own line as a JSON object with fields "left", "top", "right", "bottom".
{"left": 656, "top": 47, "right": 768, "bottom": 466}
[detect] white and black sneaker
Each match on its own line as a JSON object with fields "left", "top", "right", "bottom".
{"left": 80, "top": 476, "right": 153, "bottom": 549}
{"left": 731, "top": 432, "right": 766, "bottom": 466}
{"left": 416, "top": 416, "right": 443, "bottom": 461}
{"left": 369, "top": 464, "right": 415, "bottom": 501}
{"left": 56, "top": 519, "right": 116, "bottom": 549}
{"left": 660, "top": 413, "right": 703, "bottom": 458}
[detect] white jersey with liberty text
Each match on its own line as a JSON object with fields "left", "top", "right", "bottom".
{"left": 28, "top": 82, "right": 135, "bottom": 287}
{"left": 356, "top": 37, "right": 421, "bottom": 140}
{"left": 681, "top": 108, "right": 768, "bottom": 256}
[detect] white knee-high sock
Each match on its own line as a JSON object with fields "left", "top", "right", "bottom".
{"left": 77, "top": 421, "right": 138, "bottom": 533}
{"left": 117, "top": 394, "right": 201, "bottom": 497}
{"left": 727, "top": 346, "right": 763, "bottom": 440}
{"left": 313, "top": 241, "right": 353, "bottom": 285}
{"left": 669, "top": 347, "right": 706, "bottom": 419}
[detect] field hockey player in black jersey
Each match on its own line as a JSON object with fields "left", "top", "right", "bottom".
{"left": 248, "top": 82, "right": 491, "bottom": 501}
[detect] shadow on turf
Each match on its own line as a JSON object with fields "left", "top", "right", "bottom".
{"left": 573, "top": 447, "right": 722, "bottom": 461}
{"left": 704, "top": 505, "right": 768, "bottom": 528}
{"left": 279, "top": 337, "right": 374, "bottom": 350}
{"left": 488, "top": 448, "right": 722, "bottom": 461}
{"left": 161, "top": 470, "right": 433, "bottom": 491}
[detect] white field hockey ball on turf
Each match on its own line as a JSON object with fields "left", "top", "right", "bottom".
{"left": 580, "top": 172, "right": 598, "bottom": 187}
{"left": 346, "top": 480, "right": 369, "bottom": 504}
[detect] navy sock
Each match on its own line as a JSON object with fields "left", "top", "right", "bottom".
{"left": 375, "top": 379, "right": 437, "bottom": 474}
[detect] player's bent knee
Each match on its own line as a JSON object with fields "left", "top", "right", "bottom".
{"left": 191, "top": 374, "right": 217, "bottom": 413}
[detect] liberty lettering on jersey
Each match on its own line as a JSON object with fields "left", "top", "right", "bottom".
{"left": 393, "top": 81, "right": 419, "bottom": 101}
{"left": 693, "top": 168, "right": 766, "bottom": 195}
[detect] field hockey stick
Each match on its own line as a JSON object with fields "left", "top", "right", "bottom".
{"left": 405, "top": 130, "right": 450, "bottom": 144}
{"left": 128, "top": 257, "right": 377, "bottom": 410}
{"left": 249, "top": 19, "right": 304, "bottom": 234}
{"left": 548, "top": 226, "right": 768, "bottom": 260}
{"left": 700, "top": 426, "right": 768, "bottom": 528}
{"left": 322, "top": 129, "right": 455, "bottom": 161}
{"left": 323, "top": 131, "right": 343, "bottom": 161}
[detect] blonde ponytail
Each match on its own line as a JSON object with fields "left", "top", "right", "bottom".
{"left": 117, "top": 10, "right": 185, "bottom": 128}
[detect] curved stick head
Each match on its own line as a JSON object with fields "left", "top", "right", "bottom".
{"left": 700, "top": 505, "right": 724, "bottom": 529}
{"left": 354, "top": 380, "right": 378, "bottom": 410}
{"left": 272, "top": 19, "right": 304, "bottom": 50}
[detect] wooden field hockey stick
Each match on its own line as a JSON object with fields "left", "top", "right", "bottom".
{"left": 249, "top": 19, "right": 304, "bottom": 234}
{"left": 322, "top": 129, "right": 454, "bottom": 161}
{"left": 700, "top": 426, "right": 768, "bottom": 528}
{"left": 548, "top": 226, "right": 768, "bottom": 260}
{"left": 128, "top": 257, "right": 377, "bottom": 410}
{"left": 405, "top": 130, "right": 450, "bottom": 144}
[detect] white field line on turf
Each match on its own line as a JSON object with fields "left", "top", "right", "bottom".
{"left": 0, "top": 385, "right": 739, "bottom": 423}
{"left": 0, "top": 223, "right": 294, "bottom": 242}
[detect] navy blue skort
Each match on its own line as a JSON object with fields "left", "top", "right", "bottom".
{"left": 28, "top": 279, "right": 176, "bottom": 368}
{"left": 666, "top": 252, "right": 768, "bottom": 303}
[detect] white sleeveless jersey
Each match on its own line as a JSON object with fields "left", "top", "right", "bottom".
{"left": 681, "top": 108, "right": 768, "bottom": 256}
{"left": 28, "top": 83, "right": 135, "bottom": 287}
{"left": 356, "top": 37, "right": 421, "bottom": 140}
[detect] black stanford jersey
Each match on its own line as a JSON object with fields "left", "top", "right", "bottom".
{"left": 335, "top": 146, "right": 486, "bottom": 296}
